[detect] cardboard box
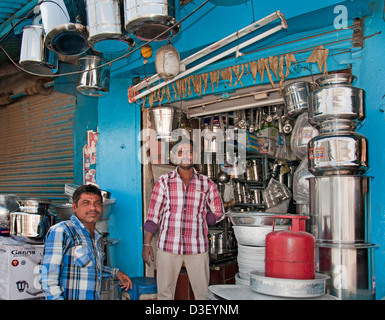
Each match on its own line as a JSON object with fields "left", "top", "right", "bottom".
{"left": 257, "top": 138, "right": 276, "bottom": 156}
{"left": 0, "top": 238, "right": 45, "bottom": 300}
{"left": 256, "top": 125, "right": 279, "bottom": 142}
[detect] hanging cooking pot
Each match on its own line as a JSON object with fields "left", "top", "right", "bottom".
{"left": 40, "top": 0, "right": 89, "bottom": 55}
{"left": 282, "top": 81, "right": 310, "bottom": 118}
{"left": 86, "top": 0, "right": 135, "bottom": 54}
{"left": 123, "top": 0, "right": 180, "bottom": 41}
{"left": 19, "top": 25, "right": 58, "bottom": 75}
{"left": 77, "top": 55, "right": 110, "bottom": 97}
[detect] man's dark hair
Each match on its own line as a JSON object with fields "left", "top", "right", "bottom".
{"left": 72, "top": 184, "right": 103, "bottom": 204}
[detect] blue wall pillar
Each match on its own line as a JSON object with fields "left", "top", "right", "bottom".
{"left": 96, "top": 78, "right": 143, "bottom": 277}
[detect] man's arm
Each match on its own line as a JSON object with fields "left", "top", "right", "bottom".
{"left": 40, "top": 225, "right": 68, "bottom": 300}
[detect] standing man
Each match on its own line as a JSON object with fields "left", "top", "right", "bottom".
{"left": 142, "top": 140, "right": 224, "bottom": 300}
{"left": 40, "top": 184, "right": 132, "bottom": 300}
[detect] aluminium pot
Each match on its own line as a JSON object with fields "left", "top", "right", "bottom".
{"left": 10, "top": 212, "right": 57, "bottom": 244}
{"left": 317, "top": 243, "right": 377, "bottom": 300}
{"left": 309, "top": 175, "right": 370, "bottom": 243}
{"left": 19, "top": 25, "right": 58, "bottom": 75}
{"left": 40, "top": 0, "right": 89, "bottom": 55}
{"left": 308, "top": 129, "right": 368, "bottom": 176}
{"left": 282, "top": 81, "right": 310, "bottom": 118}
{"left": 77, "top": 55, "right": 110, "bottom": 97}
{"left": 123, "top": 0, "right": 180, "bottom": 41}
{"left": 86, "top": 0, "right": 134, "bottom": 54}
{"left": 18, "top": 198, "right": 52, "bottom": 214}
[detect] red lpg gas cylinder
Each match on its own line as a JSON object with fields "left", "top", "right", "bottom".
{"left": 265, "top": 215, "right": 315, "bottom": 280}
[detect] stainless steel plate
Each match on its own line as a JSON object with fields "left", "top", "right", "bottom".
{"left": 250, "top": 271, "right": 329, "bottom": 298}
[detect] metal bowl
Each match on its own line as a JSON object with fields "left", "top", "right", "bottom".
{"left": 226, "top": 211, "right": 293, "bottom": 226}
{"left": 233, "top": 225, "right": 288, "bottom": 247}
{"left": 54, "top": 198, "right": 116, "bottom": 221}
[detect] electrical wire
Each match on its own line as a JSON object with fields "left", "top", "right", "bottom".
{"left": 0, "top": 0, "right": 211, "bottom": 78}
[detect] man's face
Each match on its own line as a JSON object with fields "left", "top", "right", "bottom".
{"left": 174, "top": 143, "right": 194, "bottom": 170}
{"left": 72, "top": 193, "right": 103, "bottom": 228}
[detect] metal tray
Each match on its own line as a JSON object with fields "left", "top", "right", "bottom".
{"left": 250, "top": 271, "right": 330, "bottom": 298}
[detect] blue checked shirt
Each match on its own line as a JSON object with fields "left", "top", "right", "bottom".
{"left": 40, "top": 215, "right": 119, "bottom": 300}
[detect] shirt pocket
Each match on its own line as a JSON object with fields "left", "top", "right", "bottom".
{"left": 193, "top": 188, "right": 208, "bottom": 214}
{"left": 73, "top": 245, "right": 94, "bottom": 268}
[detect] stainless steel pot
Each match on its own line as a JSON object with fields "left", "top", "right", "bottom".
{"left": 124, "top": 0, "right": 180, "bottom": 41}
{"left": 308, "top": 129, "right": 368, "bottom": 176}
{"left": 10, "top": 212, "right": 56, "bottom": 244}
{"left": 282, "top": 81, "right": 310, "bottom": 118}
{"left": 226, "top": 211, "right": 292, "bottom": 226}
{"left": 77, "top": 55, "right": 110, "bottom": 97}
{"left": 86, "top": 0, "right": 134, "bottom": 54}
{"left": 18, "top": 198, "right": 52, "bottom": 214}
{"left": 19, "top": 25, "right": 58, "bottom": 75}
{"left": 315, "top": 73, "right": 356, "bottom": 87}
{"left": 40, "top": 0, "right": 89, "bottom": 55}
{"left": 308, "top": 82, "right": 364, "bottom": 126}
{"left": 150, "top": 106, "right": 175, "bottom": 141}
{"left": 309, "top": 175, "right": 370, "bottom": 243}
{"left": 317, "top": 243, "right": 377, "bottom": 300}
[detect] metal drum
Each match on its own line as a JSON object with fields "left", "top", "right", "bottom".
{"left": 309, "top": 175, "right": 371, "bottom": 243}
{"left": 282, "top": 81, "right": 310, "bottom": 118}
{"left": 317, "top": 243, "right": 377, "bottom": 300}
{"left": 77, "top": 55, "right": 110, "bottom": 97}
{"left": 40, "top": 0, "right": 89, "bottom": 55}
{"left": 19, "top": 25, "right": 58, "bottom": 75}
{"left": 86, "top": 0, "right": 134, "bottom": 54}
{"left": 124, "top": 0, "right": 180, "bottom": 41}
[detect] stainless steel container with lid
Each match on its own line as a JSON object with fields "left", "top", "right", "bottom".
{"left": 317, "top": 243, "right": 377, "bottom": 300}
{"left": 19, "top": 25, "right": 58, "bottom": 75}
{"left": 40, "top": 0, "right": 89, "bottom": 55}
{"left": 86, "top": 0, "right": 135, "bottom": 54}
{"left": 308, "top": 74, "right": 364, "bottom": 127}
{"left": 124, "top": 0, "right": 180, "bottom": 41}
{"left": 309, "top": 175, "right": 370, "bottom": 243}
{"left": 282, "top": 81, "right": 310, "bottom": 118}
{"left": 308, "top": 129, "right": 368, "bottom": 176}
{"left": 77, "top": 55, "right": 111, "bottom": 97}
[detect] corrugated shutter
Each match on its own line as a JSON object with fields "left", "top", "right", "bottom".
{"left": 0, "top": 91, "right": 76, "bottom": 206}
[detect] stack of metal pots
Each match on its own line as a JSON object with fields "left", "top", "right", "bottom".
{"left": 307, "top": 73, "right": 377, "bottom": 300}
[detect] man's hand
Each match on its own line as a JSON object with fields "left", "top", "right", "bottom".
{"left": 117, "top": 270, "right": 132, "bottom": 291}
{"left": 142, "top": 245, "right": 154, "bottom": 266}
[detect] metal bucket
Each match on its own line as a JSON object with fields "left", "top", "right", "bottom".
{"left": 18, "top": 198, "right": 52, "bottom": 214}
{"left": 282, "top": 81, "right": 310, "bottom": 118}
{"left": 317, "top": 243, "right": 377, "bottom": 300}
{"left": 77, "top": 55, "right": 110, "bottom": 97}
{"left": 86, "top": 0, "right": 134, "bottom": 54}
{"left": 150, "top": 106, "right": 175, "bottom": 141}
{"left": 40, "top": 0, "right": 89, "bottom": 55}
{"left": 309, "top": 175, "right": 371, "bottom": 243}
{"left": 123, "top": 0, "right": 180, "bottom": 41}
{"left": 19, "top": 25, "right": 58, "bottom": 75}
{"left": 10, "top": 212, "right": 57, "bottom": 244}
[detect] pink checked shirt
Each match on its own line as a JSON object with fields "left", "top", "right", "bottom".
{"left": 145, "top": 167, "right": 224, "bottom": 255}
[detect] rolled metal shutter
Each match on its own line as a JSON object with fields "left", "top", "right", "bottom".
{"left": 0, "top": 91, "right": 76, "bottom": 206}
